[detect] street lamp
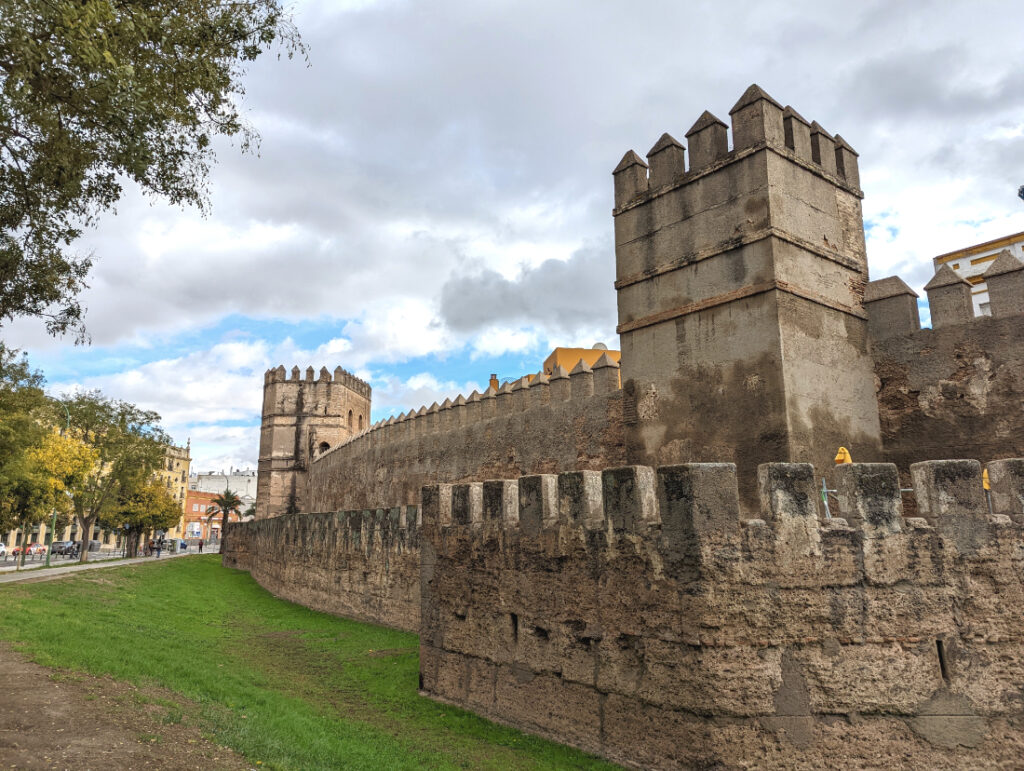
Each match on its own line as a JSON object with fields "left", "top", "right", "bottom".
{"left": 44, "top": 397, "right": 71, "bottom": 568}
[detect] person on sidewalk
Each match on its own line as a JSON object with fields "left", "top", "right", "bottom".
{"left": 198, "top": 539, "right": 204, "bottom": 554}
{"left": 155, "top": 538, "right": 162, "bottom": 558}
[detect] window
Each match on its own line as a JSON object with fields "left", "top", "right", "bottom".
{"left": 193, "top": 503, "right": 199, "bottom": 511}
{"left": 358, "top": 414, "right": 363, "bottom": 430}
{"left": 318, "top": 441, "right": 330, "bottom": 454}
{"left": 348, "top": 409, "right": 353, "bottom": 429}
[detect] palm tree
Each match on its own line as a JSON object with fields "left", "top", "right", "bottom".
{"left": 206, "top": 487, "right": 242, "bottom": 553}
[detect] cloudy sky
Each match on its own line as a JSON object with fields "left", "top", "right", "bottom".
{"left": 5, "top": 0, "right": 1024, "bottom": 472}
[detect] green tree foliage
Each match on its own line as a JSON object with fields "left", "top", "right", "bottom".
{"left": 62, "top": 390, "right": 170, "bottom": 562}
{"left": 206, "top": 487, "right": 241, "bottom": 553}
{"left": 0, "top": 346, "right": 48, "bottom": 534}
{"left": 112, "top": 480, "right": 181, "bottom": 557}
{"left": 0, "top": 0, "right": 303, "bottom": 337}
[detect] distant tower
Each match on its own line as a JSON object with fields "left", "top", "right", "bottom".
{"left": 612, "top": 85, "right": 882, "bottom": 507}
{"left": 255, "top": 365, "right": 371, "bottom": 518}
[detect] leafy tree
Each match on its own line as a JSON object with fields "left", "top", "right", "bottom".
{"left": 62, "top": 390, "right": 169, "bottom": 562}
{"left": 0, "top": 453, "right": 50, "bottom": 566}
{"left": 0, "top": 347, "right": 47, "bottom": 532}
{"left": 206, "top": 487, "right": 241, "bottom": 553}
{"left": 112, "top": 480, "right": 181, "bottom": 557}
{"left": 0, "top": 0, "right": 304, "bottom": 337}
{"left": 242, "top": 502, "right": 256, "bottom": 519}
{"left": 0, "top": 430, "right": 98, "bottom": 567}
{"left": 0, "top": 346, "right": 53, "bottom": 553}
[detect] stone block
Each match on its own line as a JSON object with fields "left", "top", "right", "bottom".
{"left": 757, "top": 463, "right": 822, "bottom": 560}
{"left": 601, "top": 466, "right": 659, "bottom": 531}
{"left": 864, "top": 276, "right": 920, "bottom": 340}
{"left": 613, "top": 150, "right": 648, "bottom": 209}
{"left": 656, "top": 463, "right": 740, "bottom": 565}
{"left": 451, "top": 483, "right": 483, "bottom": 526}
{"left": 483, "top": 480, "right": 519, "bottom": 524}
{"left": 518, "top": 474, "right": 557, "bottom": 536}
{"left": 646, "top": 132, "right": 686, "bottom": 189}
{"left": 986, "top": 458, "right": 1024, "bottom": 523}
{"left": 982, "top": 250, "right": 1024, "bottom": 319}
{"left": 833, "top": 463, "right": 903, "bottom": 536}
{"left": 729, "top": 84, "right": 785, "bottom": 151}
{"left": 421, "top": 484, "right": 453, "bottom": 528}
{"left": 557, "top": 470, "right": 603, "bottom": 528}
{"left": 924, "top": 265, "right": 973, "bottom": 328}
{"left": 911, "top": 460, "right": 988, "bottom": 554}
{"left": 685, "top": 110, "right": 729, "bottom": 170}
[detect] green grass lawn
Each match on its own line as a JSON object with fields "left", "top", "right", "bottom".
{"left": 0, "top": 555, "right": 617, "bottom": 770}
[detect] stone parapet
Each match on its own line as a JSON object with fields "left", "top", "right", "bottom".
{"left": 308, "top": 376, "right": 626, "bottom": 512}
{"left": 222, "top": 505, "right": 420, "bottom": 632}
{"left": 873, "top": 311, "right": 1024, "bottom": 479}
{"left": 420, "top": 459, "right": 1024, "bottom": 769}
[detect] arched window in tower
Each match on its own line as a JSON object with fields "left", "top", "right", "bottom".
{"left": 358, "top": 414, "right": 363, "bottom": 430}
{"left": 318, "top": 441, "right": 330, "bottom": 455}
{"left": 348, "top": 409, "right": 354, "bottom": 429}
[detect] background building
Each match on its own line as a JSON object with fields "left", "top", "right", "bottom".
{"left": 189, "top": 469, "right": 257, "bottom": 510}
{"left": 155, "top": 443, "right": 191, "bottom": 539}
{"left": 932, "top": 230, "right": 1024, "bottom": 316}
{"left": 183, "top": 489, "right": 224, "bottom": 541}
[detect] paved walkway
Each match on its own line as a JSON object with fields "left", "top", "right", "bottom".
{"left": 0, "top": 550, "right": 207, "bottom": 585}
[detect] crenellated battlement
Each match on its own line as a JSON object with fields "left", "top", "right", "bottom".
{"left": 263, "top": 363, "right": 372, "bottom": 398}
{"left": 420, "top": 457, "right": 1024, "bottom": 768}
{"left": 422, "top": 458, "right": 1023, "bottom": 565}
{"left": 257, "top": 362, "right": 373, "bottom": 519}
{"left": 867, "top": 250, "right": 1024, "bottom": 339}
{"left": 613, "top": 85, "right": 880, "bottom": 510}
{"left": 319, "top": 356, "right": 621, "bottom": 461}
{"left": 613, "top": 84, "right": 861, "bottom": 212}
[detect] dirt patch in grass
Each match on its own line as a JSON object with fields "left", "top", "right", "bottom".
{"left": 0, "top": 642, "right": 250, "bottom": 770}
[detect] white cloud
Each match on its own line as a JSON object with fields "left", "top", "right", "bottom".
{"left": 5, "top": 0, "right": 1024, "bottom": 475}
{"left": 371, "top": 372, "right": 483, "bottom": 416}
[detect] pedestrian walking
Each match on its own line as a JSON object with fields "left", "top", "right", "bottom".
{"left": 155, "top": 538, "right": 163, "bottom": 558}
{"left": 198, "top": 539, "right": 204, "bottom": 553}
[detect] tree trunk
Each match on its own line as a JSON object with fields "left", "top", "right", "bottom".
{"left": 220, "top": 511, "right": 229, "bottom": 553}
{"left": 78, "top": 515, "right": 94, "bottom": 563}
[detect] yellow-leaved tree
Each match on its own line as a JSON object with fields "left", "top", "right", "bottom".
{"left": 28, "top": 430, "right": 99, "bottom": 543}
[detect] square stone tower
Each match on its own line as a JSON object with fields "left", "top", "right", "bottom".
{"left": 256, "top": 365, "right": 371, "bottom": 518}
{"left": 613, "top": 85, "right": 882, "bottom": 507}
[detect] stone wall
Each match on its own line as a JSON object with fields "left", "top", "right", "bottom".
{"left": 419, "top": 460, "right": 1024, "bottom": 769}
{"left": 308, "top": 363, "right": 626, "bottom": 512}
{"left": 222, "top": 505, "right": 421, "bottom": 633}
{"left": 873, "top": 313, "right": 1024, "bottom": 474}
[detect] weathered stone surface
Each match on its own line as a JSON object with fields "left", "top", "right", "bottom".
{"left": 307, "top": 387, "right": 625, "bottom": 512}
{"left": 235, "top": 84, "right": 1024, "bottom": 771}
{"left": 222, "top": 508, "right": 420, "bottom": 633}
{"left": 420, "top": 463, "right": 1024, "bottom": 769}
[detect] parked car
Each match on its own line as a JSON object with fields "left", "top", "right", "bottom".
{"left": 12, "top": 543, "right": 47, "bottom": 556}
{"left": 50, "top": 540, "right": 76, "bottom": 555}
{"left": 0, "top": 543, "right": 6, "bottom": 558}
{"left": 168, "top": 539, "right": 188, "bottom": 553}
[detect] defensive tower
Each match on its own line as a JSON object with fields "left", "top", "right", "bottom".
{"left": 255, "top": 365, "right": 371, "bottom": 519}
{"left": 612, "top": 84, "right": 882, "bottom": 507}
